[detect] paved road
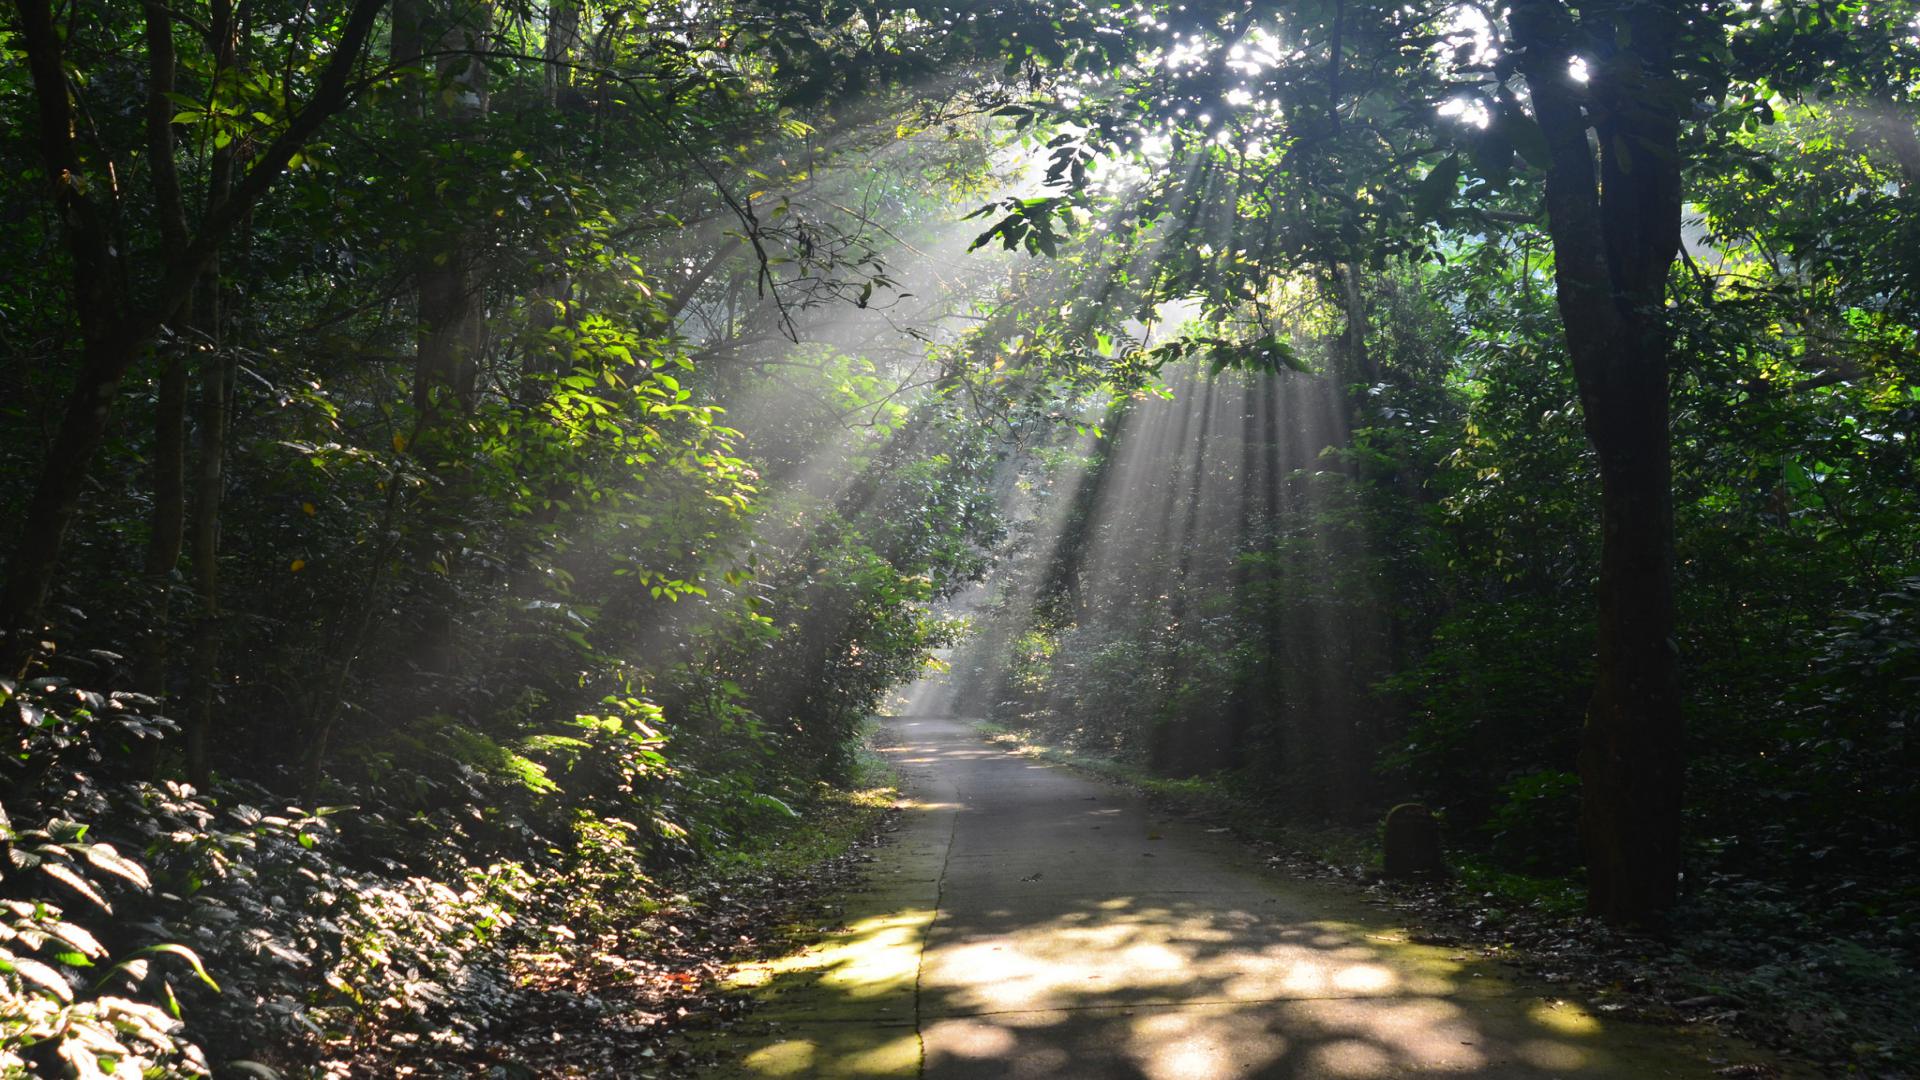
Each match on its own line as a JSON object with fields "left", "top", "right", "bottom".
{"left": 704, "top": 717, "right": 1787, "bottom": 1078}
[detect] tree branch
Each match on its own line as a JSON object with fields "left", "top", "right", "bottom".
{"left": 144, "top": 0, "right": 389, "bottom": 336}
{"left": 13, "top": 0, "right": 121, "bottom": 324}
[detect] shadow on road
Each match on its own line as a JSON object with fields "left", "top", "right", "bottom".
{"left": 694, "top": 718, "right": 1787, "bottom": 1079}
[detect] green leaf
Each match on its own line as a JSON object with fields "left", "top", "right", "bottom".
{"left": 129, "top": 943, "right": 221, "bottom": 992}
{"left": 749, "top": 793, "right": 799, "bottom": 819}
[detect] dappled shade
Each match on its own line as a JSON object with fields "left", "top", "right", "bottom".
{"left": 700, "top": 718, "right": 1787, "bottom": 1078}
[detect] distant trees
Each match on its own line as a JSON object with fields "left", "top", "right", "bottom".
{"left": 962, "top": 0, "right": 1920, "bottom": 924}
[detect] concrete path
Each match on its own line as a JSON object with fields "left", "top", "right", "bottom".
{"left": 698, "top": 717, "right": 1789, "bottom": 1078}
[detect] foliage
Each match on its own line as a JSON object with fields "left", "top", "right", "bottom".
{"left": 4, "top": 0, "right": 1920, "bottom": 1069}
{"left": 0, "top": 0, "right": 1028, "bottom": 1070}
{"left": 0, "top": 710, "right": 212, "bottom": 1078}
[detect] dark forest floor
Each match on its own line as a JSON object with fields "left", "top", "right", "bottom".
{"left": 407, "top": 775, "right": 905, "bottom": 1077}
{"left": 474, "top": 818, "right": 900, "bottom": 1077}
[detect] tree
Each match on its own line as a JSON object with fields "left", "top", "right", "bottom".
{"left": 1504, "top": 0, "right": 1687, "bottom": 924}
{"left": 968, "top": 0, "right": 1920, "bottom": 922}
{"left": 0, "top": 0, "right": 389, "bottom": 678}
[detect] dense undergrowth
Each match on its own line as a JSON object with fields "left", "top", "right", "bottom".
{"left": 0, "top": 670, "right": 914, "bottom": 1077}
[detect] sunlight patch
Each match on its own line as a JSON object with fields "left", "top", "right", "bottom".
{"left": 743, "top": 1038, "right": 816, "bottom": 1075}
{"left": 1330, "top": 962, "right": 1398, "bottom": 994}
{"left": 1528, "top": 999, "right": 1602, "bottom": 1037}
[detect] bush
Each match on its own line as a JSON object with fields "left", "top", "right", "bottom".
{"left": 1483, "top": 769, "right": 1582, "bottom": 874}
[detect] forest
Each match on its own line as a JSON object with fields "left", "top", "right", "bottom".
{"left": 0, "top": 0, "right": 1916, "bottom": 1075}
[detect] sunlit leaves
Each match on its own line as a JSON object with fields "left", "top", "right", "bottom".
{"left": 965, "top": 195, "right": 1078, "bottom": 257}
{"left": 1145, "top": 332, "right": 1309, "bottom": 376}
{"left": 82, "top": 844, "right": 150, "bottom": 891}
{"left": 40, "top": 862, "right": 112, "bottom": 913}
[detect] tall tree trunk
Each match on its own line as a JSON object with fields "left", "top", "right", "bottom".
{"left": 135, "top": 0, "right": 195, "bottom": 701}
{"left": 183, "top": 0, "right": 240, "bottom": 786}
{"left": 544, "top": 0, "right": 580, "bottom": 108}
{"left": 1581, "top": 350, "right": 1681, "bottom": 920}
{"left": 185, "top": 333, "right": 231, "bottom": 787}
{"left": 139, "top": 356, "right": 190, "bottom": 696}
{"left": 415, "top": 2, "right": 493, "bottom": 684}
{"left": 522, "top": 0, "right": 582, "bottom": 394}
{"left": 1, "top": 0, "right": 134, "bottom": 677}
{"left": 391, "top": 0, "right": 425, "bottom": 116}
{"left": 1330, "top": 261, "right": 1379, "bottom": 484}
{"left": 1512, "top": 0, "right": 1686, "bottom": 924}
{"left": 412, "top": 1, "right": 492, "bottom": 416}
{"left": 1333, "top": 262, "right": 1378, "bottom": 391}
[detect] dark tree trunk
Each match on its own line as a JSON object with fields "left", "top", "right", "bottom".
{"left": 544, "top": 0, "right": 581, "bottom": 108}
{"left": 1, "top": 0, "right": 135, "bottom": 676}
{"left": 178, "top": 0, "right": 240, "bottom": 787}
{"left": 186, "top": 341, "right": 232, "bottom": 787}
{"left": 411, "top": 0, "right": 492, "bottom": 416}
{"left": 415, "top": 265, "right": 486, "bottom": 413}
{"left": 1512, "top": 0, "right": 1686, "bottom": 923}
{"left": 138, "top": 354, "right": 190, "bottom": 696}
{"left": 1333, "top": 263, "right": 1378, "bottom": 391}
{"left": 1582, "top": 365, "right": 1682, "bottom": 920}
{"left": 136, "top": 0, "right": 196, "bottom": 702}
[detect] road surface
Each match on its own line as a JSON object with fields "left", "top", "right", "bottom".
{"left": 700, "top": 717, "right": 1787, "bottom": 1078}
